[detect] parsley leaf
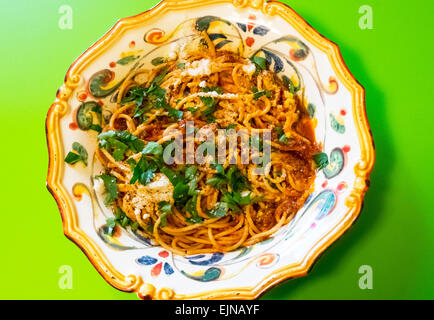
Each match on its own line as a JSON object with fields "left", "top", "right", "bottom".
{"left": 184, "top": 192, "right": 202, "bottom": 224}
{"left": 252, "top": 86, "right": 272, "bottom": 100}
{"left": 130, "top": 143, "right": 164, "bottom": 186}
{"left": 142, "top": 141, "right": 163, "bottom": 156}
{"left": 162, "top": 166, "right": 203, "bottom": 224}
{"left": 207, "top": 202, "right": 228, "bottom": 218}
{"left": 313, "top": 152, "right": 329, "bottom": 171}
{"left": 96, "top": 174, "right": 118, "bottom": 205}
{"left": 168, "top": 107, "right": 183, "bottom": 121}
{"left": 202, "top": 86, "right": 223, "bottom": 94}
{"left": 64, "top": 152, "right": 81, "bottom": 165}
{"left": 282, "top": 75, "right": 298, "bottom": 94}
{"left": 250, "top": 56, "right": 267, "bottom": 71}
{"left": 275, "top": 126, "right": 289, "bottom": 144}
{"left": 221, "top": 192, "right": 263, "bottom": 214}
{"left": 98, "top": 131, "right": 144, "bottom": 161}
{"left": 199, "top": 87, "right": 223, "bottom": 123}
{"left": 130, "top": 157, "right": 156, "bottom": 185}
{"left": 158, "top": 201, "right": 173, "bottom": 227}
{"left": 161, "top": 167, "right": 184, "bottom": 186}
{"left": 185, "top": 166, "right": 198, "bottom": 181}
{"left": 121, "top": 86, "right": 145, "bottom": 106}
{"left": 200, "top": 96, "right": 217, "bottom": 123}
{"left": 64, "top": 142, "right": 88, "bottom": 166}
{"left": 152, "top": 69, "right": 168, "bottom": 86}
{"left": 206, "top": 165, "right": 250, "bottom": 193}
{"left": 106, "top": 208, "right": 138, "bottom": 235}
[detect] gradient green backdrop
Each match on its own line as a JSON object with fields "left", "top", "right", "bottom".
{"left": 1, "top": 0, "right": 433, "bottom": 300}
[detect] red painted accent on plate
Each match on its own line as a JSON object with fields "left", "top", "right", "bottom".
{"left": 158, "top": 251, "right": 169, "bottom": 258}
{"left": 322, "top": 181, "right": 328, "bottom": 188}
{"left": 77, "top": 91, "right": 88, "bottom": 102}
{"left": 246, "top": 37, "right": 255, "bottom": 47}
{"left": 69, "top": 122, "right": 78, "bottom": 130}
{"left": 342, "top": 145, "right": 351, "bottom": 153}
{"left": 249, "top": 14, "right": 256, "bottom": 20}
{"left": 129, "top": 41, "right": 136, "bottom": 48}
{"left": 337, "top": 182, "right": 348, "bottom": 192}
{"left": 97, "top": 100, "right": 104, "bottom": 106}
{"left": 340, "top": 109, "right": 347, "bottom": 116}
{"left": 151, "top": 262, "right": 162, "bottom": 277}
{"left": 248, "top": 23, "right": 255, "bottom": 31}
{"left": 109, "top": 62, "right": 116, "bottom": 68}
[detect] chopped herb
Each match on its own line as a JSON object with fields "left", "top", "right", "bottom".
{"left": 124, "top": 69, "right": 182, "bottom": 122}
{"left": 200, "top": 96, "right": 217, "bottom": 123}
{"left": 168, "top": 107, "right": 183, "bottom": 121}
{"left": 162, "top": 166, "right": 202, "bottom": 224}
{"left": 161, "top": 167, "right": 184, "bottom": 186}
{"left": 202, "top": 86, "right": 223, "bottom": 94}
{"left": 253, "top": 89, "right": 272, "bottom": 100}
{"left": 130, "top": 143, "right": 164, "bottom": 186}
{"left": 313, "top": 152, "right": 329, "bottom": 171}
{"left": 130, "top": 157, "right": 156, "bottom": 185}
{"left": 121, "top": 86, "right": 145, "bottom": 106}
{"left": 106, "top": 208, "right": 138, "bottom": 235}
{"left": 89, "top": 124, "right": 102, "bottom": 133}
{"left": 173, "top": 183, "right": 190, "bottom": 204}
{"left": 98, "top": 131, "right": 144, "bottom": 161}
{"left": 126, "top": 158, "right": 137, "bottom": 170}
{"left": 252, "top": 86, "right": 272, "bottom": 100}
{"left": 152, "top": 69, "right": 168, "bottom": 86}
{"left": 142, "top": 141, "right": 163, "bottom": 156}
{"left": 64, "top": 152, "right": 81, "bottom": 165}
{"left": 206, "top": 165, "right": 250, "bottom": 193}
{"left": 275, "top": 126, "right": 289, "bottom": 144}
{"left": 184, "top": 192, "right": 202, "bottom": 224}
{"left": 250, "top": 56, "right": 267, "bottom": 71}
{"left": 185, "top": 166, "right": 198, "bottom": 181}
{"left": 282, "top": 75, "right": 297, "bottom": 94}
{"left": 177, "top": 62, "right": 186, "bottom": 70}
{"left": 207, "top": 202, "right": 228, "bottom": 218}
{"left": 96, "top": 174, "right": 118, "bottom": 205}
{"left": 64, "top": 142, "right": 88, "bottom": 166}
{"left": 158, "top": 201, "right": 173, "bottom": 227}
{"left": 221, "top": 191, "right": 263, "bottom": 214}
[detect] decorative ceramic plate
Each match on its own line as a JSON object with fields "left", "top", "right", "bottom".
{"left": 46, "top": 0, "right": 375, "bottom": 300}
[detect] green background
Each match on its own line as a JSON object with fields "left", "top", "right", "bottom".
{"left": 1, "top": 0, "right": 433, "bottom": 300}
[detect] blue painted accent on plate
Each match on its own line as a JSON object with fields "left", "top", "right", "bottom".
{"left": 137, "top": 256, "right": 158, "bottom": 265}
{"left": 253, "top": 25, "right": 270, "bottom": 36}
{"left": 164, "top": 262, "right": 174, "bottom": 275}
{"left": 187, "top": 253, "right": 224, "bottom": 266}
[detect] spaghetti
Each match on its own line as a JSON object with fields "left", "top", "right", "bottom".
{"left": 96, "top": 41, "right": 320, "bottom": 255}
